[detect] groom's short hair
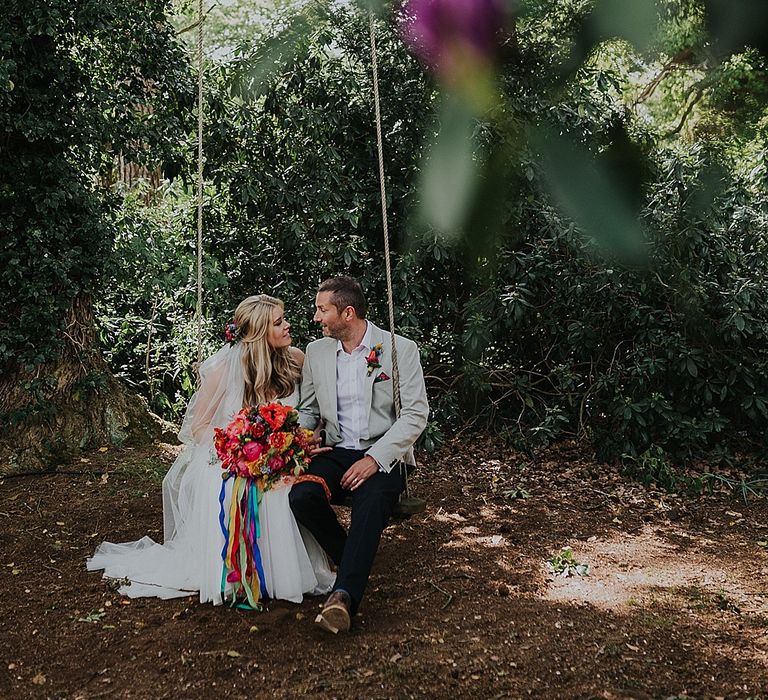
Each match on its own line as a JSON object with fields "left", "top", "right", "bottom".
{"left": 319, "top": 276, "right": 367, "bottom": 319}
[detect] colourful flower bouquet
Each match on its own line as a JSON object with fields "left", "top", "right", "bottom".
{"left": 213, "top": 402, "right": 315, "bottom": 609}
{"left": 213, "top": 403, "right": 314, "bottom": 490}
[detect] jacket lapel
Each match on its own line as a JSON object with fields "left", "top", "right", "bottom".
{"left": 363, "top": 323, "right": 384, "bottom": 417}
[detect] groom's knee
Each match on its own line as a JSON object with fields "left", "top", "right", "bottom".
{"left": 353, "top": 479, "right": 398, "bottom": 518}
{"left": 289, "top": 482, "right": 324, "bottom": 516}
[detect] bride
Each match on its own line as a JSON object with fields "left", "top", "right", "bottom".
{"left": 88, "top": 294, "right": 334, "bottom": 605}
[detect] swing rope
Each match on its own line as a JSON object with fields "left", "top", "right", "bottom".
{"left": 368, "top": 12, "right": 401, "bottom": 419}
{"left": 368, "top": 13, "right": 417, "bottom": 503}
{"left": 193, "top": 4, "right": 420, "bottom": 507}
{"left": 195, "top": 0, "right": 205, "bottom": 371}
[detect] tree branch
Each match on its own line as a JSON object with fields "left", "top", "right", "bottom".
{"left": 176, "top": 3, "right": 219, "bottom": 36}
{"left": 664, "top": 83, "right": 706, "bottom": 138}
{"left": 633, "top": 49, "right": 699, "bottom": 106}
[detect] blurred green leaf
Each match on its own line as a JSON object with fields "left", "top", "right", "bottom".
{"left": 532, "top": 127, "right": 647, "bottom": 261}
{"left": 419, "top": 96, "right": 482, "bottom": 240}
{"left": 703, "top": 0, "right": 768, "bottom": 58}
{"left": 587, "top": 0, "right": 660, "bottom": 52}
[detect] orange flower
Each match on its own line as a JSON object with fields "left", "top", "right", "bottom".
{"left": 268, "top": 431, "right": 293, "bottom": 453}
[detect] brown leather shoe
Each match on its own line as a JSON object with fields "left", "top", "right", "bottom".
{"left": 315, "top": 590, "right": 352, "bottom": 634}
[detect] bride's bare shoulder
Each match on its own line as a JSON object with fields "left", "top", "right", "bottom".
{"left": 289, "top": 346, "right": 305, "bottom": 368}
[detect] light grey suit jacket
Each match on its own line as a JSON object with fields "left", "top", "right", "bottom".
{"left": 298, "top": 322, "right": 429, "bottom": 472}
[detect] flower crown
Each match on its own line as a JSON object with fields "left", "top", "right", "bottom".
{"left": 224, "top": 319, "right": 241, "bottom": 346}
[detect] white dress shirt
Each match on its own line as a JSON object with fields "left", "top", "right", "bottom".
{"left": 336, "top": 322, "right": 373, "bottom": 450}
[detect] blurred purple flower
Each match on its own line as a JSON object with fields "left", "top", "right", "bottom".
{"left": 400, "top": 0, "right": 508, "bottom": 76}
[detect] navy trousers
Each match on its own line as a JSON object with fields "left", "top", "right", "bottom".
{"left": 288, "top": 447, "right": 404, "bottom": 615}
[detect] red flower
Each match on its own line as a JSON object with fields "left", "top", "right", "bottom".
{"left": 224, "top": 320, "right": 239, "bottom": 345}
{"left": 267, "top": 455, "right": 285, "bottom": 474}
{"left": 258, "top": 403, "right": 292, "bottom": 431}
{"left": 366, "top": 343, "right": 384, "bottom": 376}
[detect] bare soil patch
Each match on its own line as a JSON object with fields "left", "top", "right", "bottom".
{"left": 2, "top": 438, "right": 767, "bottom": 699}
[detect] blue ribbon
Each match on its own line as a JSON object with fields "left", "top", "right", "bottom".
{"left": 218, "top": 474, "right": 230, "bottom": 561}
{"left": 249, "top": 481, "right": 267, "bottom": 597}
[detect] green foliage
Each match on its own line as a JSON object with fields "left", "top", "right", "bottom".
{"left": 487, "top": 179, "right": 768, "bottom": 464}
{"left": 95, "top": 2, "right": 768, "bottom": 476}
{"left": 94, "top": 182, "right": 222, "bottom": 419}
{"left": 0, "top": 0, "right": 193, "bottom": 374}
{"left": 546, "top": 547, "right": 590, "bottom": 577}
{"left": 77, "top": 610, "right": 108, "bottom": 623}
{"left": 4, "top": 0, "right": 767, "bottom": 485}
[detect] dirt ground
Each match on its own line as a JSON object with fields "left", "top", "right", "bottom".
{"left": 2, "top": 437, "right": 768, "bottom": 699}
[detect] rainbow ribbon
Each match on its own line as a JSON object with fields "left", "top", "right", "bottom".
{"left": 219, "top": 474, "right": 267, "bottom": 609}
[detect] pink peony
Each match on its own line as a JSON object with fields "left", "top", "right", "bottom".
{"left": 242, "top": 441, "right": 263, "bottom": 462}
{"left": 267, "top": 455, "right": 285, "bottom": 474}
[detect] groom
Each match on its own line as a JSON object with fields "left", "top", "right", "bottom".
{"left": 290, "top": 275, "right": 429, "bottom": 634}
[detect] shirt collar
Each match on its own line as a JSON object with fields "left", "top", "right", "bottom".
{"left": 337, "top": 321, "right": 372, "bottom": 356}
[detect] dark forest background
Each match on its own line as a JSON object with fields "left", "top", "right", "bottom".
{"left": 2, "top": 0, "right": 767, "bottom": 486}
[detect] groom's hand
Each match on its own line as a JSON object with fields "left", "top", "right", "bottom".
{"left": 307, "top": 429, "right": 332, "bottom": 458}
{"left": 341, "top": 455, "right": 379, "bottom": 491}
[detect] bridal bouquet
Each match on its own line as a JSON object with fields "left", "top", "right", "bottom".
{"left": 213, "top": 402, "right": 314, "bottom": 609}
{"left": 213, "top": 402, "right": 314, "bottom": 491}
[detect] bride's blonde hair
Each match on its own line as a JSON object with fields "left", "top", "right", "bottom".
{"left": 234, "top": 294, "right": 299, "bottom": 407}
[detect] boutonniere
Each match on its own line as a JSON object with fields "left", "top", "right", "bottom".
{"left": 366, "top": 343, "right": 383, "bottom": 376}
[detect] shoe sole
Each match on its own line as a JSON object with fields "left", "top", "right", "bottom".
{"left": 314, "top": 603, "right": 351, "bottom": 634}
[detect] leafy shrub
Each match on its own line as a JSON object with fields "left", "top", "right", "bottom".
{"left": 96, "top": 4, "right": 768, "bottom": 473}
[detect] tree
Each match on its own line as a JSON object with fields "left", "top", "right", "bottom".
{"left": 0, "top": 0, "right": 194, "bottom": 471}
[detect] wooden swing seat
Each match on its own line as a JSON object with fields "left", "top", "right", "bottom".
{"left": 340, "top": 460, "right": 426, "bottom": 519}
{"left": 341, "top": 494, "right": 427, "bottom": 519}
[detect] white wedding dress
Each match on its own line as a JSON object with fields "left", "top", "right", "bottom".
{"left": 87, "top": 344, "right": 334, "bottom": 605}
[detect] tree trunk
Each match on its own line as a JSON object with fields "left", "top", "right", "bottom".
{"left": 0, "top": 293, "right": 173, "bottom": 475}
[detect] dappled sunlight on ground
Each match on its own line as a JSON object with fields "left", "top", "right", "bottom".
{"left": 3, "top": 438, "right": 768, "bottom": 698}
{"left": 543, "top": 524, "right": 768, "bottom": 618}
